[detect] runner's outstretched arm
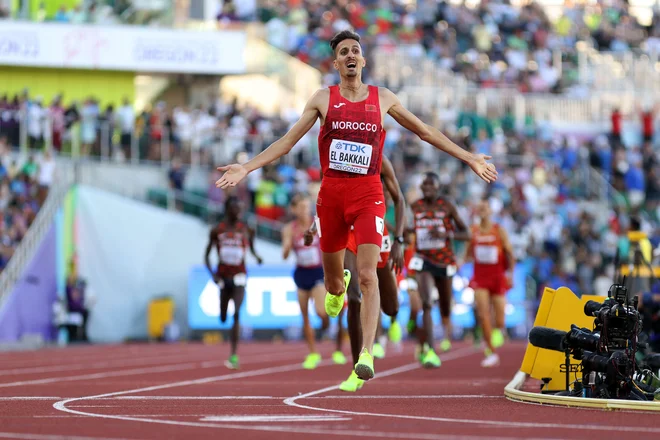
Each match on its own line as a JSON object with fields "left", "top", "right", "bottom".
{"left": 216, "top": 91, "right": 322, "bottom": 189}
{"left": 380, "top": 88, "right": 498, "bottom": 183}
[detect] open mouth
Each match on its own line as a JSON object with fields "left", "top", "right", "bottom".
{"left": 347, "top": 62, "right": 357, "bottom": 68}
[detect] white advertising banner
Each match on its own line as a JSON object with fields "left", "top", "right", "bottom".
{"left": 0, "top": 21, "right": 246, "bottom": 74}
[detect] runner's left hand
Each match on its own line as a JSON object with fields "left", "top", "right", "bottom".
{"left": 216, "top": 163, "right": 248, "bottom": 189}
{"left": 468, "top": 154, "right": 498, "bottom": 183}
{"left": 390, "top": 241, "right": 404, "bottom": 275}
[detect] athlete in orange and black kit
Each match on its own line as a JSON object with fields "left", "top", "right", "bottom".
{"left": 216, "top": 29, "right": 497, "bottom": 382}
{"left": 409, "top": 172, "right": 470, "bottom": 367}
{"left": 205, "top": 196, "right": 263, "bottom": 370}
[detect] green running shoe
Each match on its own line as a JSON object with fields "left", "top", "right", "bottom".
{"left": 224, "top": 354, "right": 239, "bottom": 370}
{"left": 440, "top": 339, "right": 452, "bottom": 352}
{"left": 388, "top": 320, "right": 402, "bottom": 344}
{"left": 325, "top": 270, "right": 351, "bottom": 318}
{"left": 422, "top": 349, "right": 441, "bottom": 368}
{"left": 332, "top": 351, "right": 347, "bottom": 365}
{"left": 407, "top": 319, "right": 416, "bottom": 334}
{"left": 339, "top": 370, "right": 364, "bottom": 392}
{"left": 354, "top": 349, "right": 375, "bottom": 380}
{"left": 491, "top": 328, "right": 505, "bottom": 348}
{"left": 302, "top": 352, "right": 322, "bottom": 369}
{"left": 372, "top": 343, "right": 385, "bottom": 359}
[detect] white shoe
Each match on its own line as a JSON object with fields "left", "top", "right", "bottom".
{"left": 481, "top": 353, "right": 500, "bottom": 368}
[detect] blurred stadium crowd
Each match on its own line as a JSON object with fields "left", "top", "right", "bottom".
{"left": 2, "top": 87, "right": 659, "bottom": 300}
{"left": 0, "top": 0, "right": 659, "bottom": 302}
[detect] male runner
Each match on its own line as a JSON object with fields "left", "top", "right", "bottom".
{"left": 409, "top": 172, "right": 470, "bottom": 367}
{"left": 339, "top": 155, "right": 406, "bottom": 391}
{"left": 466, "top": 199, "right": 514, "bottom": 367}
{"left": 282, "top": 192, "right": 346, "bottom": 369}
{"left": 205, "top": 196, "right": 263, "bottom": 369}
{"left": 216, "top": 29, "right": 497, "bottom": 380}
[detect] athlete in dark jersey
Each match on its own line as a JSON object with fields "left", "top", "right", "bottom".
{"left": 409, "top": 172, "right": 469, "bottom": 368}
{"left": 205, "top": 196, "right": 262, "bottom": 369}
{"left": 216, "top": 30, "right": 497, "bottom": 380}
{"left": 282, "top": 193, "right": 347, "bottom": 369}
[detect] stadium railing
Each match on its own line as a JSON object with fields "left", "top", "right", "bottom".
{"left": 0, "top": 164, "right": 76, "bottom": 309}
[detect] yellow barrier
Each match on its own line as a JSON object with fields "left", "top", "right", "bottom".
{"left": 520, "top": 286, "right": 603, "bottom": 391}
{"left": 147, "top": 296, "right": 175, "bottom": 340}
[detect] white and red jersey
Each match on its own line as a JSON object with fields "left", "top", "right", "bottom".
{"left": 318, "top": 85, "right": 386, "bottom": 178}
{"left": 291, "top": 220, "right": 323, "bottom": 268}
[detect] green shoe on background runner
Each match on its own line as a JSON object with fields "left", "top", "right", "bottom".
{"left": 422, "top": 349, "right": 441, "bottom": 368}
{"left": 224, "top": 354, "right": 239, "bottom": 370}
{"left": 388, "top": 320, "right": 402, "bottom": 343}
{"left": 302, "top": 353, "right": 322, "bottom": 369}
{"left": 332, "top": 351, "right": 347, "bottom": 365}
{"left": 491, "top": 328, "right": 505, "bottom": 348}
{"left": 440, "top": 339, "right": 452, "bottom": 352}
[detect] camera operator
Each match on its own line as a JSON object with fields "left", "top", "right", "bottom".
{"left": 617, "top": 216, "right": 653, "bottom": 295}
{"left": 638, "top": 280, "right": 660, "bottom": 353}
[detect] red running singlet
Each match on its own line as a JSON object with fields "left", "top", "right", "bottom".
{"left": 468, "top": 223, "right": 511, "bottom": 296}
{"left": 291, "top": 221, "right": 323, "bottom": 269}
{"left": 318, "top": 85, "right": 385, "bottom": 178}
{"left": 314, "top": 85, "right": 387, "bottom": 253}
{"left": 215, "top": 221, "right": 249, "bottom": 279}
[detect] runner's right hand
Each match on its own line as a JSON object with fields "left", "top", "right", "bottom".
{"left": 216, "top": 163, "right": 248, "bottom": 189}
{"left": 303, "top": 229, "right": 314, "bottom": 246}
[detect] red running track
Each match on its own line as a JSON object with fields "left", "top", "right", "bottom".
{"left": 0, "top": 341, "right": 659, "bottom": 440}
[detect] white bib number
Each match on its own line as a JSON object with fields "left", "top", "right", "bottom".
{"left": 329, "top": 139, "right": 373, "bottom": 175}
{"left": 408, "top": 256, "right": 424, "bottom": 271}
{"left": 415, "top": 228, "right": 445, "bottom": 251}
{"left": 233, "top": 273, "right": 247, "bottom": 287}
{"left": 475, "top": 245, "right": 499, "bottom": 264}
{"left": 297, "top": 247, "right": 321, "bottom": 267}
{"left": 381, "top": 235, "right": 392, "bottom": 252}
{"left": 220, "top": 246, "right": 244, "bottom": 266}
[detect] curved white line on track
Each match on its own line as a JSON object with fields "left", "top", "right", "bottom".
{"left": 283, "top": 347, "right": 660, "bottom": 434}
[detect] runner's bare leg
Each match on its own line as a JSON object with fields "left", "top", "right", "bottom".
{"left": 356, "top": 243, "right": 381, "bottom": 353}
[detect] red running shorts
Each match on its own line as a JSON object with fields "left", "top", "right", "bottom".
{"left": 315, "top": 175, "right": 385, "bottom": 254}
{"left": 346, "top": 226, "right": 391, "bottom": 269}
{"left": 469, "top": 273, "right": 511, "bottom": 296}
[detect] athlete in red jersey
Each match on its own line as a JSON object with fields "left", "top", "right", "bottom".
{"left": 282, "top": 193, "right": 347, "bottom": 369}
{"left": 216, "top": 30, "right": 497, "bottom": 380}
{"left": 409, "top": 172, "right": 470, "bottom": 368}
{"left": 466, "top": 199, "right": 515, "bottom": 367}
{"left": 205, "top": 197, "right": 263, "bottom": 369}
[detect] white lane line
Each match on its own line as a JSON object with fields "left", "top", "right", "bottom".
{"left": 0, "top": 347, "right": 308, "bottom": 388}
{"left": 0, "top": 433, "right": 138, "bottom": 440}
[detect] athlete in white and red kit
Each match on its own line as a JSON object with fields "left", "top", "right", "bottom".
{"left": 216, "top": 29, "right": 498, "bottom": 380}
{"left": 281, "top": 192, "right": 347, "bottom": 369}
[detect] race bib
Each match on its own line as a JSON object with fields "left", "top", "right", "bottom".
{"left": 329, "top": 139, "right": 373, "bottom": 175}
{"left": 475, "top": 245, "right": 499, "bottom": 264}
{"left": 381, "top": 235, "right": 392, "bottom": 252}
{"left": 415, "top": 228, "right": 445, "bottom": 251}
{"left": 233, "top": 273, "right": 247, "bottom": 286}
{"left": 408, "top": 256, "right": 424, "bottom": 271}
{"left": 220, "top": 245, "right": 245, "bottom": 266}
{"left": 297, "top": 247, "right": 321, "bottom": 267}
